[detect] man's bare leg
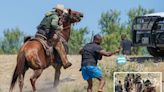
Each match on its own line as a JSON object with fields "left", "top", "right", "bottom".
{"left": 87, "top": 79, "right": 93, "bottom": 92}
{"left": 97, "top": 77, "right": 105, "bottom": 92}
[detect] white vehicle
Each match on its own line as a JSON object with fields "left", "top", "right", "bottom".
{"left": 131, "top": 12, "right": 164, "bottom": 56}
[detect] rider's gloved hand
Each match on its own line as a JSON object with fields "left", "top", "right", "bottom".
{"left": 63, "top": 9, "right": 68, "bottom": 14}
{"left": 62, "top": 9, "right": 69, "bottom": 18}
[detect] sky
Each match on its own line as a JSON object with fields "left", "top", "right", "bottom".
{"left": 0, "top": 0, "right": 164, "bottom": 37}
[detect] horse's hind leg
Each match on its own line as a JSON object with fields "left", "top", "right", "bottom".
{"left": 30, "top": 69, "right": 43, "bottom": 92}
{"left": 53, "top": 64, "right": 62, "bottom": 88}
{"left": 19, "top": 74, "right": 24, "bottom": 92}
{"left": 18, "top": 68, "right": 27, "bottom": 92}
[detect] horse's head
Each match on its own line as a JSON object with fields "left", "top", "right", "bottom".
{"left": 62, "top": 9, "right": 83, "bottom": 25}
{"left": 59, "top": 9, "right": 83, "bottom": 41}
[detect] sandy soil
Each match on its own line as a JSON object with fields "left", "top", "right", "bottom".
{"left": 0, "top": 55, "right": 85, "bottom": 92}
{"left": 0, "top": 55, "right": 164, "bottom": 92}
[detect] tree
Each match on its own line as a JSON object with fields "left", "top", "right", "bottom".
{"left": 68, "top": 27, "right": 88, "bottom": 54}
{"left": 98, "top": 9, "right": 123, "bottom": 51}
{"left": 0, "top": 28, "right": 25, "bottom": 54}
{"left": 98, "top": 6, "right": 155, "bottom": 55}
{"left": 127, "top": 5, "right": 154, "bottom": 26}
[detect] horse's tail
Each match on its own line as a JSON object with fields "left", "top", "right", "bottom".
{"left": 9, "top": 52, "right": 26, "bottom": 92}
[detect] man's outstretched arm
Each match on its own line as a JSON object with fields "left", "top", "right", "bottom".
{"left": 99, "top": 49, "right": 120, "bottom": 57}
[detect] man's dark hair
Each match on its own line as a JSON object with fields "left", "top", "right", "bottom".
{"left": 121, "top": 34, "right": 126, "bottom": 40}
{"left": 93, "top": 34, "right": 102, "bottom": 40}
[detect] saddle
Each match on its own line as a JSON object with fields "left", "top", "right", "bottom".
{"left": 24, "top": 33, "right": 68, "bottom": 65}
{"left": 24, "top": 35, "right": 53, "bottom": 57}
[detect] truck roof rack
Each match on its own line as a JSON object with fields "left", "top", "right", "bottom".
{"left": 145, "top": 12, "right": 164, "bottom": 17}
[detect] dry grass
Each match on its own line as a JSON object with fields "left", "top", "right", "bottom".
{"left": 0, "top": 55, "right": 164, "bottom": 92}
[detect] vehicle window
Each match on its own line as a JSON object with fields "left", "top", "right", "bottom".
{"left": 157, "top": 19, "right": 164, "bottom": 30}
{"left": 133, "top": 17, "right": 157, "bottom": 30}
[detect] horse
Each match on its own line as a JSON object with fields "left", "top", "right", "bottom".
{"left": 52, "top": 8, "right": 83, "bottom": 88}
{"left": 9, "top": 9, "right": 83, "bottom": 92}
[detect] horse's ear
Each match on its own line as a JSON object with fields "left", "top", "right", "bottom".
{"left": 68, "top": 9, "right": 71, "bottom": 14}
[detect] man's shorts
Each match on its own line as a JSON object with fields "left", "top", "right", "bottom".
{"left": 81, "top": 66, "right": 102, "bottom": 80}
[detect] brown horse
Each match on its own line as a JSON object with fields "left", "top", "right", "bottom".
{"left": 9, "top": 9, "right": 83, "bottom": 92}
{"left": 52, "top": 9, "right": 83, "bottom": 88}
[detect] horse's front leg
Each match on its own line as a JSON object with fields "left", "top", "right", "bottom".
{"left": 53, "top": 64, "right": 62, "bottom": 88}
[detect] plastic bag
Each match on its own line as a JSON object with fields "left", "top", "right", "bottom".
{"left": 116, "top": 55, "right": 127, "bottom": 65}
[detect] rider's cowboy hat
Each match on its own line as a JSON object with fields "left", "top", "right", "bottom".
{"left": 53, "top": 4, "right": 65, "bottom": 11}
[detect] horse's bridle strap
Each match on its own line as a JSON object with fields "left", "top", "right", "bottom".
{"left": 63, "top": 25, "right": 71, "bottom": 30}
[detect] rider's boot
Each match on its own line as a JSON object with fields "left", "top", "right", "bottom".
{"left": 52, "top": 33, "right": 72, "bottom": 69}
{"left": 55, "top": 41, "right": 72, "bottom": 69}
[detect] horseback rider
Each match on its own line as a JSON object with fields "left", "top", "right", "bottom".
{"left": 35, "top": 4, "right": 72, "bottom": 69}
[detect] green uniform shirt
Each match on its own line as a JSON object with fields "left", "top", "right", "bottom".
{"left": 40, "top": 11, "right": 60, "bottom": 30}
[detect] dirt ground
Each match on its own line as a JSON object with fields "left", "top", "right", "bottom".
{"left": 0, "top": 55, "right": 86, "bottom": 92}
{"left": 0, "top": 55, "right": 164, "bottom": 92}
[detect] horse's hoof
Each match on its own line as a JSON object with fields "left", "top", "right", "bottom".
{"left": 53, "top": 84, "right": 58, "bottom": 88}
{"left": 63, "top": 62, "right": 72, "bottom": 69}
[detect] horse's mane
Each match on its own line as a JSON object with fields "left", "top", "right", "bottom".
{"left": 24, "top": 36, "right": 32, "bottom": 43}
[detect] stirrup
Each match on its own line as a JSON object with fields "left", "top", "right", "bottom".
{"left": 46, "top": 50, "right": 50, "bottom": 56}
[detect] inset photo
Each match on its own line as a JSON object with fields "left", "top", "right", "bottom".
{"left": 114, "top": 72, "right": 162, "bottom": 92}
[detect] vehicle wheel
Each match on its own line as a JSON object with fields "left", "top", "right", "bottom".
{"left": 147, "top": 47, "right": 164, "bottom": 57}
